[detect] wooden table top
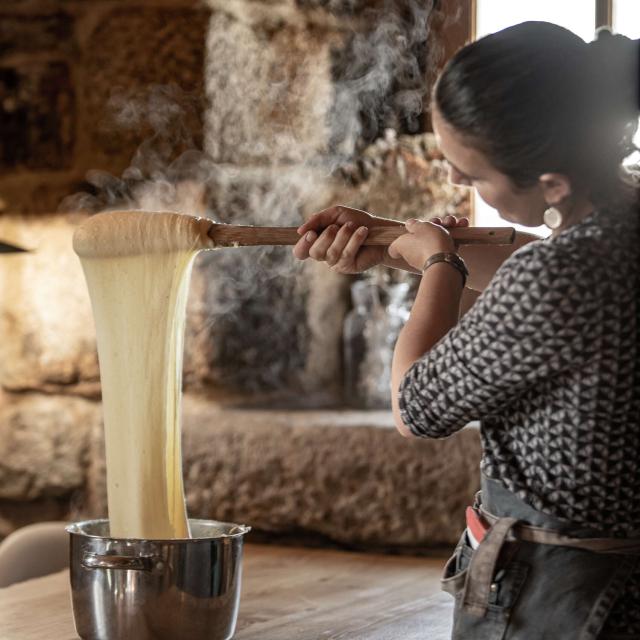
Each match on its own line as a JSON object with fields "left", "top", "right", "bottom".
{"left": 0, "top": 543, "right": 453, "bottom": 640}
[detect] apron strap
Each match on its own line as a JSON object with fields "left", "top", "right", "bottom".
{"left": 462, "top": 516, "right": 518, "bottom": 618}
{"left": 479, "top": 505, "right": 640, "bottom": 555}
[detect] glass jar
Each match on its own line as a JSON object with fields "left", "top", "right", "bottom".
{"left": 343, "top": 280, "right": 412, "bottom": 409}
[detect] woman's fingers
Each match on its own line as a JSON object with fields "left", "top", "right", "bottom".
{"left": 333, "top": 226, "right": 369, "bottom": 270}
{"left": 324, "top": 222, "right": 356, "bottom": 266}
{"left": 292, "top": 230, "right": 318, "bottom": 260}
{"left": 297, "top": 205, "right": 375, "bottom": 237}
{"left": 308, "top": 225, "right": 339, "bottom": 261}
{"left": 297, "top": 211, "right": 336, "bottom": 236}
{"left": 297, "top": 205, "right": 356, "bottom": 235}
{"left": 294, "top": 221, "right": 372, "bottom": 272}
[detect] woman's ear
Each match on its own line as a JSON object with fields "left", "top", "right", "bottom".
{"left": 538, "top": 173, "right": 572, "bottom": 207}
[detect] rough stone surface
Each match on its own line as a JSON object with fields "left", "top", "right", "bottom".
{"left": 206, "top": 0, "right": 439, "bottom": 163}
{"left": 0, "top": 61, "right": 75, "bottom": 170}
{"left": 86, "top": 394, "right": 482, "bottom": 548}
{"left": 0, "top": 214, "right": 100, "bottom": 397}
{"left": 0, "top": 11, "right": 74, "bottom": 56}
{"left": 187, "top": 165, "right": 348, "bottom": 398}
{"left": 206, "top": 11, "right": 337, "bottom": 164}
{"left": 0, "top": 173, "right": 85, "bottom": 215}
{"left": 207, "top": 0, "right": 365, "bottom": 28}
{"left": 80, "top": 6, "right": 209, "bottom": 173}
{"left": 0, "top": 391, "right": 96, "bottom": 501}
{"left": 185, "top": 250, "right": 349, "bottom": 400}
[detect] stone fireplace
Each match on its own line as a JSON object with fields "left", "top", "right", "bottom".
{"left": 0, "top": 0, "right": 480, "bottom": 550}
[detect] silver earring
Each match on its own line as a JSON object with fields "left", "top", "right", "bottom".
{"left": 543, "top": 207, "right": 563, "bottom": 230}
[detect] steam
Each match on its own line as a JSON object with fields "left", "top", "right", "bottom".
{"left": 62, "top": 85, "right": 212, "bottom": 215}
{"left": 64, "top": 0, "right": 441, "bottom": 395}
{"left": 329, "top": 0, "right": 436, "bottom": 159}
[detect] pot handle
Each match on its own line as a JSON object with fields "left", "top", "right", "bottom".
{"left": 81, "top": 551, "right": 164, "bottom": 572}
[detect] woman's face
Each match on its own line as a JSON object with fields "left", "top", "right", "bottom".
{"left": 431, "top": 104, "right": 548, "bottom": 227}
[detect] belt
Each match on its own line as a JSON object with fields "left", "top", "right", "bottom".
{"left": 458, "top": 494, "right": 640, "bottom": 618}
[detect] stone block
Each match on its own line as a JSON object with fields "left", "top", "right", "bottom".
{"left": 0, "top": 214, "right": 99, "bottom": 396}
{"left": 0, "top": 173, "right": 84, "bottom": 214}
{"left": 185, "top": 250, "right": 347, "bottom": 400}
{"left": 183, "top": 165, "right": 348, "bottom": 399}
{"left": 0, "top": 391, "right": 96, "bottom": 501}
{"left": 0, "top": 12, "right": 74, "bottom": 56}
{"left": 182, "top": 402, "right": 481, "bottom": 548}
{"left": 0, "top": 62, "right": 74, "bottom": 170}
{"left": 205, "top": 0, "right": 438, "bottom": 163}
{"left": 205, "top": 11, "right": 337, "bottom": 164}
{"left": 80, "top": 7, "right": 209, "bottom": 173}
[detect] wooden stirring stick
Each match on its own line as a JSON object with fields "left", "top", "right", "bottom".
{"left": 207, "top": 222, "right": 515, "bottom": 247}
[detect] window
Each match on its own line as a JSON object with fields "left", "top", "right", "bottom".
{"left": 613, "top": 0, "right": 640, "bottom": 166}
{"left": 475, "top": 1, "right": 596, "bottom": 43}
{"left": 471, "top": 1, "right": 640, "bottom": 233}
{"left": 613, "top": 0, "right": 640, "bottom": 39}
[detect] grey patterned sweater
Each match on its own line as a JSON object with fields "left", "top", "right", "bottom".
{"left": 398, "top": 203, "right": 640, "bottom": 633}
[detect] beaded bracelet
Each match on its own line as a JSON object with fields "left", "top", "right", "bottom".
{"left": 421, "top": 252, "right": 468, "bottom": 288}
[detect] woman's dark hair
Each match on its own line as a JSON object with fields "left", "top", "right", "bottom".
{"left": 434, "top": 21, "right": 640, "bottom": 207}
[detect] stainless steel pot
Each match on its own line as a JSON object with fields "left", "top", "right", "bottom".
{"left": 67, "top": 518, "right": 251, "bottom": 640}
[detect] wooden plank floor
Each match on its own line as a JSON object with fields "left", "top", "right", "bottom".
{"left": 0, "top": 543, "right": 453, "bottom": 640}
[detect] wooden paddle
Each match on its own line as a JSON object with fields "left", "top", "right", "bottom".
{"left": 207, "top": 222, "right": 515, "bottom": 247}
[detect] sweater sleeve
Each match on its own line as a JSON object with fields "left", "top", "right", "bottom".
{"left": 398, "top": 241, "right": 603, "bottom": 438}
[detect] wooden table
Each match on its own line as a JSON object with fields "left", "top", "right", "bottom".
{"left": 0, "top": 544, "right": 453, "bottom": 640}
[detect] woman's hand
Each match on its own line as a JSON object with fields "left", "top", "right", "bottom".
{"left": 388, "top": 217, "right": 460, "bottom": 272}
{"left": 293, "top": 205, "right": 400, "bottom": 274}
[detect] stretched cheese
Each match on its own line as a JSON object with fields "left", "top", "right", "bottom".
{"left": 74, "top": 211, "right": 211, "bottom": 539}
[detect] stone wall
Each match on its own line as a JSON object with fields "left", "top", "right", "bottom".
{"left": 0, "top": 0, "right": 478, "bottom": 547}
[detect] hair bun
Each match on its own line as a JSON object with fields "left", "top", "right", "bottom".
{"left": 589, "top": 28, "right": 640, "bottom": 112}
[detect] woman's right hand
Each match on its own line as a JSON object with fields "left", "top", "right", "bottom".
{"left": 293, "top": 205, "right": 397, "bottom": 274}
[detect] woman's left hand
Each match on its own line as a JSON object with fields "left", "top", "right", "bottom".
{"left": 388, "top": 217, "right": 458, "bottom": 272}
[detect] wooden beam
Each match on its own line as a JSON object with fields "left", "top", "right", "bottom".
{"left": 469, "top": 0, "right": 477, "bottom": 41}
{"left": 596, "top": 0, "right": 613, "bottom": 29}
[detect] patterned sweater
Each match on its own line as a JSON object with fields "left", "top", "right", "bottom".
{"left": 398, "top": 203, "right": 640, "bottom": 633}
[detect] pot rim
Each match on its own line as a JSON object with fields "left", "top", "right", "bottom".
{"left": 66, "top": 518, "right": 251, "bottom": 542}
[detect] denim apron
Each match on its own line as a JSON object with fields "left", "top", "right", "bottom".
{"left": 441, "top": 475, "right": 640, "bottom": 640}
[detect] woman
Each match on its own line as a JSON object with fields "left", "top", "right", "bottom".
{"left": 293, "top": 22, "right": 640, "bottom": 639}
